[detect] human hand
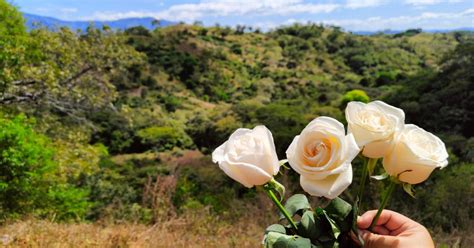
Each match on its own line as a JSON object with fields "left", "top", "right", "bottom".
{"left": 357, "top": 210, "right": 434, "bottom": 248}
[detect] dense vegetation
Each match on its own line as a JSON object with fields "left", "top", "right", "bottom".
{"left": 0, "top": 1, "right": 472, "bottom": 245}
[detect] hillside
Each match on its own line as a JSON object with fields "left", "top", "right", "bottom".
{"left": 1, "top": 1, "right": 474, "bottom": 246}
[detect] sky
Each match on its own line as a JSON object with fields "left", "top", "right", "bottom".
{"left": 11, "top": 0, "right": 474, "bottom": 31}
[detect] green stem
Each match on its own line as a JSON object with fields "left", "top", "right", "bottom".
{"left": 357, "top": 158, "right": 378, "bottom": 211}
{"left": 367, "top": 158, "right": 378, "bottom": 177}
{"left": 357, "top": 158, "right": 378, "bottom": 212}
{"left": 357, "top": 158, "right": 369, "bottom": 211}
{"left": 263, "top": 184, "right": 298, "bottom": 232}
{"left": 369, "top": 180, "right": 397, "bottom": 231}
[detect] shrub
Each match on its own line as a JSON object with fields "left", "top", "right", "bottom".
{"left": 41, "top": 184, "right": 92, "bottom": 221}
{"left": 375, "top": 70, "right": 398, "bottom": 86}
{"left": 0, "top": 115, "right": 92, "bottom": 221}
{"left": 230, "top": 44, "right": 242, "bottom": 55}
{"left": 0, "top": 115, "right": 55, "bottom": 219}
{"left": 137, "top": 126, "right": 194, "bottom": 151}
{"left": 341, "top": 89, "right": 370, "bottom": 106}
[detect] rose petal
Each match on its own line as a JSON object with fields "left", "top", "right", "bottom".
{"left": 254, "top": 125, "right": 280, "bottom": 176}
{"left": 370, "top": 101, "right": 405, "bottom": 127}
{"left": 212, "top": 141, "right": 227, "bottom": 163}
{"left": 299, "top": 165, "right": 353, "bottom": 199}
{"left": 286, "top": 135, "right": 305, "bottom": 175}
{"left": 362, "top": 138, "right": 392, "bottom": 158}
{"left": 306, "top": 116, "right": 345, "bottom": 136}
{"left": 345, "top": 133, "right": 361, "bottom": 162}
{"left": 219, "top": 157, "right": 273, "bottom": 188}
{"left": 345, "top": 101, "right": 365, "bottom": 124}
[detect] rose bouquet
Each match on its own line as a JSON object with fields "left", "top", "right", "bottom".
{"left": 212, "top": 100, "right": 448, "bottom": 247}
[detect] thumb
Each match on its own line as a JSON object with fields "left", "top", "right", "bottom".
{"left": 360, "top": 230, "right": 400, "bottom": 248}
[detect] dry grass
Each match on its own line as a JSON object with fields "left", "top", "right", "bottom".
{"left": 0, "top": 212, "right": 269, "bottom": 248}
{"left": 432, "top": 228, "right": 474, "bottom": 248}
{"left": 0, "top": 214, "right": 471, "bottom": 247}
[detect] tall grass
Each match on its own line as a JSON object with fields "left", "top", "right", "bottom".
{"left": 0, "top": 211, "right": 269, "bottom": 247}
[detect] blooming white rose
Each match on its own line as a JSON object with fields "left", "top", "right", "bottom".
{"left": 345, "top": 100, "right": 405, "bottom": 158}
{"left": 383, "top": 124, "right": 448, "bottom": 184}
{"left": 286, "top": 117, "right": 360, "bottom": 199}
{"left": 212, "top": 125, "right": 280, "bottom": 188}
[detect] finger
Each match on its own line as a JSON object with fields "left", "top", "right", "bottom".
{"left": 358, "top": 209, "right": 411, "bottom": 231}
{"left": 349, "top": 231, "right": 362, "bottom": 246}
{"left": 361, "top": 230, "right": 400, "bottom": 248}
{"left": 372, "top": 225, "right": 390, "bottom": 235}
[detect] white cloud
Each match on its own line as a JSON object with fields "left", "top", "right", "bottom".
{"left": 405, "top": 0, "right": 464, "bottom": 6}
{"left": 405, "top": 0, "right": 441, "bottom": 5}
{"left": 60, "top": 8, "right": 78, "bottom": 14}
{"left": 35, "top": 7, "right": 49, "bottom": 13}
{"left": 346, "top": 0, "right": 386, "bottom": 9}
{"left": 84, "top": 0, "right": 340, "bottom": 21}
{"left": 76, "top": 0, "right": 472, "bottom": 31}
{"left": 281, "top": 8, "right": 473, "bottom": 31}
{"left": 462, "top": 8, "right": 474, "bottom": 15}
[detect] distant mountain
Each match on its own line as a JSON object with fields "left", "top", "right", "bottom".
{"left": 23, "top": 13, "right": 176, "bottom": 31}
{"left": 353, "top": 27, "right": 474, "bottom": 35}
{"left": 23, "top": 13, "right": 473, "bottom": 34}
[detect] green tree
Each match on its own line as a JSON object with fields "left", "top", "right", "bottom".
{"left": 0, "top": 115, "right": 55, "bottom": 218}
{"left": 1, "top": 27, "right": 144, "bottom": 125}
{"left": 0, "top": 114, "right": 93, "bottom": 221}
{"left": 0, "top": 0, "right": 36, "bottom": 85}
{"left": 0, "top": 0, "right": 25, "bottom": 36}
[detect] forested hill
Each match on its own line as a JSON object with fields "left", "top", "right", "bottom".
{"left": 1, "top": 0, "right": 473, "bottom": 243}
{"left": 111, "top": 24, "right": 472, "bottom": 156}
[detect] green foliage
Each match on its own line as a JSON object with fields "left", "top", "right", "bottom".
{"left": 265, "top": 196, "right": 357, "bottom": 247}
{"left": 0, "top": 0, "right": 26, "bottom": 36}
{"left": 173, "top": 159, "right": 241, "bottom": 213}
{"left": 342, "top": 89, "right": 370, "bottom": 105}
{"left": 137, "top": 126, "right": 194, "bottom": 151}
{"left": 84, "top": 154, "right": 170, "bottom": 223}
{"left": 393, "top": 28, "right": 422, "bottom": 38}
{"left": 385, "top": 39, "right": 474, "bottom": 138}
{"left": 281, "top": 194, "right": 310, "bottom": 220}
{"left": 0, "top": 0, "right": 37, "bottom": 85}
{"left": 2, "top": 25, "right": 144, "bottom": 124}
{"left": 43, "top": 184, "right": 92, "bottom": 221}
{"left": 0, "top": 115, "right": 55, "bottom": 218}
{"left": 0, "top": 115, "right": 92, "bottom": 221}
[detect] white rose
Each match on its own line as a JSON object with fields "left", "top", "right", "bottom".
{"left": 286, "top": 117, "right": 360, "bottom": 199}
{"left": 212, "top": 125, "right": 280, "bottom": 188}
{"left": 383, "top": 124, "right": 448, "bottom": 184}
{"left": 345, "top": 100, "right": 405, "bottom": 158}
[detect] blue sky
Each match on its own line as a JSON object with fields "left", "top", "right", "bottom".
{"left": 11, "top": 0, "right": 474, "bottom": 31}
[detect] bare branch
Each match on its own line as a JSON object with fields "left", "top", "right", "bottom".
{"left": 12, "top": 80, "right": 38, "bottom": 86}
{"left": 61, "top": 66, "right": 94, "bottom": 90}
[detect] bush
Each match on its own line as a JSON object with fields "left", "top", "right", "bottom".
{"left": 0, "top": 115, "right": 92, "bottom": 221}
{"left": 230, "top": 44, "right": 242, "bottom": 55}
{"left": 341, "top": 89, "right": 370, "bottom": 106}
{"left": 137, "top": 126, "right": 194, "bottom": 151}
{"left": 375, "top": 70, "right": 398, "bottom": 86}
{"left": 42, "top": 184, "right": 92, "bottom": 221}
{"left": 0, "top": 115, "right": 55, "bottom": 218}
